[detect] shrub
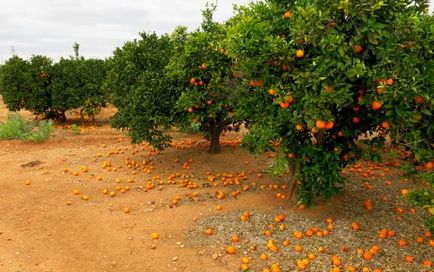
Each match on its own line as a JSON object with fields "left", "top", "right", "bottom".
{"left": 0, "top": 113, "right": 54, "bottom": 142}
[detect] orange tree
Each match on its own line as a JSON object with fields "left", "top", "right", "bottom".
{"left": 0, "top": 55, "right": 53, "bottom": 117}
{"left": 225, "top": 0, "right": 433, "bottom": 205}
{"left": 50, "top": 57, "right": 107, "bottom": 121}
{"left": 166, "top": 5, "right": 241, "bottom": 153}
{"left": 103, "top": 32, "right": 178, "bottom": 150}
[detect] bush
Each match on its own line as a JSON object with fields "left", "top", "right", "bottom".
{"left": 0, "top": 113, "right": 54, "bottom": 142}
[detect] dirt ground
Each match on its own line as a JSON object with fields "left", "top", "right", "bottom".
{"left": 0, "top": 97, "right": 432, "bottom": 272}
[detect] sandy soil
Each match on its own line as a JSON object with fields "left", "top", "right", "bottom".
{"left": 0, "top": 97, "right": 432, "bottom": 272}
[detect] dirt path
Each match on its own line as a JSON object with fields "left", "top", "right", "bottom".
{"left": 0, "top": 97, "right": 432, "bottom": 272}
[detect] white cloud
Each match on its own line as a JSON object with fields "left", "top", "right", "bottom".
{"left": 0, "top": 0, "right": 433, "bottom": 63}
{"left": 0, "top": 0, "right": 251, "bottom": 63}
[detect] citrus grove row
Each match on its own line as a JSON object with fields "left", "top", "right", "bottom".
{"left": 0, "top": 0, "right": 432, "bottom": 207}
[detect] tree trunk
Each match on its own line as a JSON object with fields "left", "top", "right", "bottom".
{"left": 287, "top": 161, "right": 300, "bottom": 201}
{"left": 209, "top": 123, "right": 222, "bottom": 154}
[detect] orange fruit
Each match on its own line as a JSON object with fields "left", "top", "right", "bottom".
{"left": 205, "top": 228, "right": 213, "bottom": 236}
{"left": 387, "top": 230, "right": 395, "bottom": 238}
{"left": 123, "top": 207, "right": 130, "bottom": 213}
{"left": 151, "top": 232, "right": 159, "bottom": 240}
{"left": 351, "top": 222, "right": 359, "bottom": 231}
{"left": 269, "top": 245, "right": 278, "bottom": 252}
{"left": 346, "top": 265, "right": 356, "bottom": 272}
{"left": 260, "top": 253, "right": 268, "bottom": 260}
{"left": 386, "top": 78, "right": 394, "bottom": 85}
{"left": 295, "top": 245, "right": 303, "bottom": 253}
{"left": 25, "top": 180, "right": 31, "bottom": 185}
{"left": 307, "top": 253, "right": 316, "bottom": 260}
{"left": 352, "top": 116, "right": 360, "bottom": 123}
{"left": 326, "top": 120, "right": 335, "bottom": 130}
{"left": 423, "top": 259, "right": 432, "bottom": 267}
{"left": 226, "top": 246, "right": 236, "bottom": 254}
{"left": 363, "top": 252, "right": 372, "bottom": 260}
{"left": 296, "top": 259, "right": 307, "bottom": 270}
{"left": 381, "top": 121, "right": 390, "bottom": 129}
{"left": 295, "top": 49, "right": 305, "bottom": 59}
{"left": 415, "top": 95, "right": 425, "bottom": 104}
{"left": 416, "top": 236, "right": 424, "bottom": 244}
{"left": 280, "top": 101, "right": 290, "bottom": 109}
{"left": 405, "top": 255, "right": 414, "bottom": 263}
{"left": 268, "top": 89, "right": 277, "bottom": 96}
{"left": 371, "top": 100, "right": 382, "bottom": 110}
{"left": 231, "top": 235, "right": 240, "bottom": 243}
{"left": 353, "top": 44, "right": 363, "bottom": 54}
{"left": 316, "top": 120, "right": 327, "bottom": 129}
{"left": 187, "top": 107, "right": 193, "bottom": 113}
{"left": 81, "top": 195, "right": 89, "bottom": 201}
{"left": 283, "top": 11, "right": 293, "bottom": 19}
{"left": 398, "top": 239, "right": 408, "bottom": 247}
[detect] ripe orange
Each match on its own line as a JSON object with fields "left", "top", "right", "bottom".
{"left": 352, "top": 116, "right": 360, "bottom": 123}
{"left": 205, "top": 228, "right": 213, "bottom": 235}
{"left": 187, "top": 107, "right": 193, "bottom": 113}
{"left": 81, "top": 195, "right": 89, "bottom": 201}
{"left": 268, "top": 89, "right": 277, "bottom": 96}
{"left": 387, "top": 230, "right": 395, "bottom": 238}
{"left": 386, "top": 78, "right": 394, "bottom": 85}
{"left": 295, "top": 49, "right": 305, "bottom": 59}
{"left": 280, "top": 101, "right": 290, "bottom": 109}
{"left": 381, "top": 121, "right": 390, "bottom": 129}
{"left": 425, "top": 160, "right": 434, "bottom": 170}
{"left": 353, "top": 44, "right": 363, "bottom": 54}
{"left": 326, "top": 120, "right": 334, "bottom": 130}
{"left": 151, "top": 232, "right": 159, "bottom": 240}
{"left": 405, "top": 255, "right": 414, "bottom": 263}
{"left": 295, "top": 245, "right": 303, "bottom": 253}
{"left": 416, "top": 236, "right": 424, "bottom": 244}
{"left": 260, "top": 253, "right": 268, "bottom": 260}
{"left": 363, "top": 252, "right": 372, "bottom": 260}
{"left": 351, "top": 222, "right": 359, "bottom": 231}
{"left": 283, "top": 11, "right": 293, "bottom": 19}
{"left": 316, "top": 120, "right": 327, "bottom": 129}
{"left": 226, "top": 246, "right": 236, "bottom": 254}
{"left": 423, "top": 259, "right": 432, "bottom": 267}
{"left": 296, "top": 124, "right": 304, "bottom": 131}
{"left": 231, "top": 235, "right": 240, "bottom": 243}
{"left": 415, "top": 95, "right": 425, "bottom": 104}
{"left": 307, "top": 253, "right": 316, "bottom": 260}
{"left": 398, "top": 239, "right": 408, "bottom": 247}
{"left": 371, "top": 100, "right": 382, "bottom": 110}
{"left": 190, "top": 78, "right": 196, "bottom": 85}
{"left": 123, "top": 207, "right": 130, "bottom": 213}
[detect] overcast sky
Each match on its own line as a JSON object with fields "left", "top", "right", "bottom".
{"left": 0, "top": 0, "right": 433, "bottom": 64}
{"left": 0, "top": 0, "right": 252, "bottom": 63}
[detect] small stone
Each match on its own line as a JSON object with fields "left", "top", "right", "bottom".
{"left": 151, "top": 245, "right": 157, "bottom": 249}
{"left": 212, "top": 253, "right": 218, "bottom": 260}
{"left": 172, "top": 257, "right": 178, "bottom": 262}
